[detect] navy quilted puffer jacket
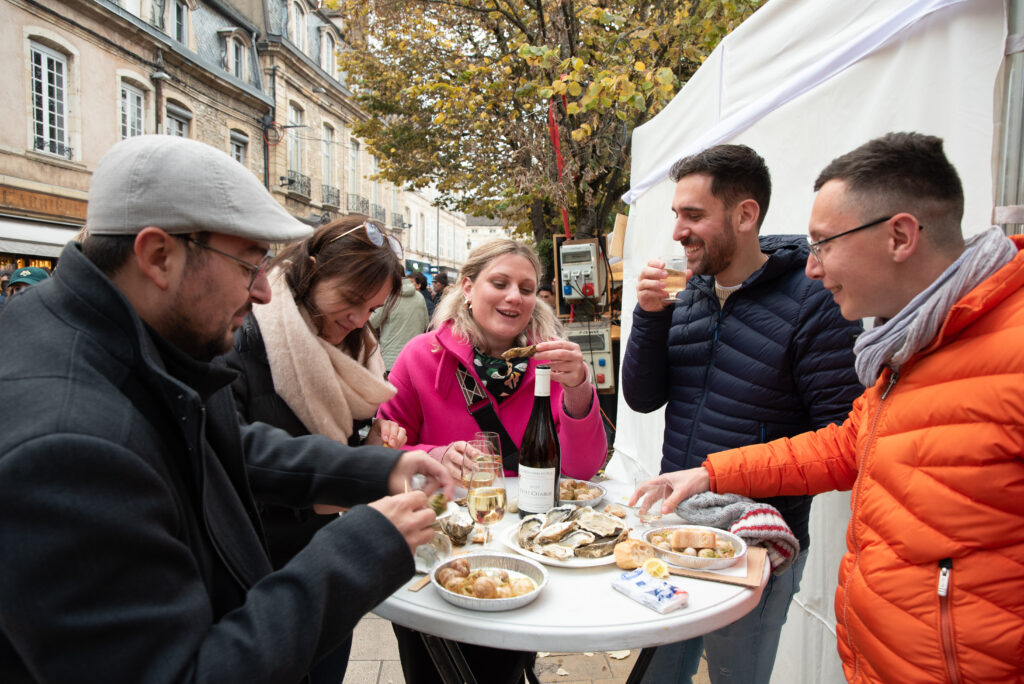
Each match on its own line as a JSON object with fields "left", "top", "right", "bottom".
{"left": 622, "top": 235, "right": 863, "bottom": 549}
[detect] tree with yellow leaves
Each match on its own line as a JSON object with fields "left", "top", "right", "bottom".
{"left": 331, "top": 0, "right": 764, "bottom": 244}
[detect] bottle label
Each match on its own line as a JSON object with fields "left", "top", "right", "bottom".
{"left": 518, "top": 464, "right": 557, "bottom": 513}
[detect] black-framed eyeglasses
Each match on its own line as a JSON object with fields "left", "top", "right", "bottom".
{"left": 807, "top": 216, "right": 894, "bottom": 263}
{"left": 179, "top": 235, "right": 271, "bottom": 291}
{"left": 330, "top": 221, "right": 404, "bottom": 262}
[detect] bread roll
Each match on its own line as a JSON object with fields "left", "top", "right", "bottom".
{"left": 614, "top": 539, "right": 656, "bottom": 569}
{"left": 671, "top": 529, "right": 717, "bottom": 551}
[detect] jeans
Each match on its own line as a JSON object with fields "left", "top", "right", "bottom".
{"left": 641, "top": 549, "right": 808, "bottom": 684}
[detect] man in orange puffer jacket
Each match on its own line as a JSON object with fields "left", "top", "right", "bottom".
{"left": 632, "top": 132, "right": 1024, "bottom": 683}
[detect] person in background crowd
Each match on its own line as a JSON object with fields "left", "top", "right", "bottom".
{"left": 0, "top": 135, "right": 451, "bottom": 682}
{"left": 0, "top": 268, "right": 11, "bottom": 306}
{"left": 379, "top": 238, "right": 608, "bottom": 684}
{"left": 371, "top": 270, "right": 430, "bottom": 372}
{"left": 221, "top": 215, "right": 408, "bottom": 684}
{"left": 632, "top": 132, "right": 1024, "bottom": 684}
{"left": 431, "top": 270, "right": 449, "bottom": 307}
{"left": 411, "top": 270, "right": 435, "bottom": 317}
{"left": 622, "top": 144, "right": 862, "bottom": 684}
{"left": 537, "top": 283, "right": 555, "bottom": 306}
{"left": 3, "top": 266, "right": 51, "bottom": 302}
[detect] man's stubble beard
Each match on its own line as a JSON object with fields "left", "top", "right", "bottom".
{"left": 685, "top": 214, "right": 737, "bottom": 277}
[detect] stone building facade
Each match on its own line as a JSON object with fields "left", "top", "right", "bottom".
{"left": 0, "top": 0, "right": 466, "bottom": 279}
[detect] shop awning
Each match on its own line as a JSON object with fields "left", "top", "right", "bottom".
{"left": 0, "top": 217, "right": 81, "bottom": 258}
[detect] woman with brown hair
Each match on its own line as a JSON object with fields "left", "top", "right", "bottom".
{"left": 222, "top": 215, "right": 407, "bottom": 684}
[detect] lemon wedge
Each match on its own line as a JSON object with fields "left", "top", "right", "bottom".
{"left": 643, "top": 557, "right": 669, "bottom": 579}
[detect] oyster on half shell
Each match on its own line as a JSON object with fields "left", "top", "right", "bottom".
{"left": 517, "top": 513, "right": 547, "bottom": 547}
{"left": 574, "top": 529, "right": 628, "bottom": 558}
{"left": 532, "top": 520, "right": 577, "bottom": 546}
{"left": 438, "top": 509, "right": 475, "bottom": 546}
{"left": 574, "top": 508, "right": 626, "bottom": 538}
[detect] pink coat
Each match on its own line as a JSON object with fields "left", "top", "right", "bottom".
{"left": 378, "top": 323, "right": 606, "bottom": 479}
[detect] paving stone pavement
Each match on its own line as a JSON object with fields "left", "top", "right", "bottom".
{"left": 345, "top": 613, "right": 709, "bottom": 684}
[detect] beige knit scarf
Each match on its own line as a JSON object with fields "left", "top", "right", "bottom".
{"left": 252, "top": 267, "right": 395, "bottom": 442}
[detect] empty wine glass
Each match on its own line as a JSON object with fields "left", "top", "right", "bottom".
{"left": 466, "top": 462, "right": 506, "bottom": 547}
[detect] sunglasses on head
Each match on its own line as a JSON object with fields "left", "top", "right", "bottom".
{"left": 329, "top": 222, "right": 404, "bottom": 261}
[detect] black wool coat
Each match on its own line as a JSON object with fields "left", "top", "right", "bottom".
{"left": 0, "top": 244, "right": 412, "bottom": 683}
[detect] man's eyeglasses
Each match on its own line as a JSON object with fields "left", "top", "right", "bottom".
{"left": 179, "top": 235, "right": 271, "bottom": 291}
{"left": 330, "top": 222, "right": 404, "bottom": 261}
{"left": 807, "top": 215, "right": 897, "bottom": 263}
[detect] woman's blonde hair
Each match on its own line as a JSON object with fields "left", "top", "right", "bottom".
{"left": 434, "top": 239, "right": 563, "bottom": 351}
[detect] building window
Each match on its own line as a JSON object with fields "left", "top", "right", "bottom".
{"left": 323, "top": 33, "right": 338, "bottom": 79}
{"left": 166, "top": 100, "right": 191, "bottom": 137}
{"left": 120, "top": 0, "right": 141, "bottom": 16}
{"left": 287, "top": 103, "right": 303, "bottom": 172}
{"left": 173, "top": 0, "right": 188, "bottom": 43}
{"left": 150, "top": 0, "right": 166, "bottom": 29}
{"left": 230, "top": 129, "right": 248, "bottom": 164}
{"left": 291, "top": 2, "right": 305, "bottom": 50}
{"left": 30, "top": 42, "right": 70, "bottom": 159}
{"left": 372, "top": 155, "right": 380, "bottom": 205}
{"left": 322, "top": 124, "right": 334, "bottom": 187}
{"left": 229, "top": 38, "right": 240, "bottom": 80}
{"left": 120, "top": 83, "right": 144, "bottom": 139}
{"left": 349, "top": 140, "right": 359, "bottom": 195}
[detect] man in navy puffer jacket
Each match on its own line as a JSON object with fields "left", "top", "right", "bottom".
{"left": 623, "top": 145, "right": 862, "bottom": 684}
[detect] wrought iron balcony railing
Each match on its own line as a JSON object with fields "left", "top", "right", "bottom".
{"left": 286, "top": 170, "right": 311, "bottom": 198}
{"left": 347, "top": 193, "right": 370, "bottom": 215}
{"left": 322, "top": 184, "right": 340, "bottom": 207}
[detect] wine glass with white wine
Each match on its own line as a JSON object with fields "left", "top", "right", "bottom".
{"left": 466, "top": 461, "right": 506, "bottom": 548}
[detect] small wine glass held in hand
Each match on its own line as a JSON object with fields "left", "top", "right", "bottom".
{"left": 632, "top": 473, "right": 669, "bottom": 527}
{"left": 660, "top": 252, "right": 688, "bottom": 304}
{"left": 473, "top": 431, "right": 503, "bottom": 463}
{"left": 460, "top": 440, "right": 500, "bottom": 489}
{"left": 466, "top": 462, "right": 506, "bottom": 547}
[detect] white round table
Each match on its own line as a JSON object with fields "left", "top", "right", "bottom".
{"left": 373, "top": 479, "right": 769, "bottom": 682}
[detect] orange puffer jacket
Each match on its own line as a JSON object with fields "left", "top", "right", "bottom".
{"left": 706, "top": 235, "right": 1024, "bottom": 684}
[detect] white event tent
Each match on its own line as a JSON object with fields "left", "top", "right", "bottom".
{"left": 606, "top": 0, "right": 1008, "bottom": 681}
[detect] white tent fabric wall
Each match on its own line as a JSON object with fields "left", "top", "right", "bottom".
{"left": 607, "top": 0, "right": 1007, "bottom": 681}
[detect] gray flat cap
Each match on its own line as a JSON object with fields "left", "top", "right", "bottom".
{"left": 86, "top": 135, "right": 312, "bottom": 243}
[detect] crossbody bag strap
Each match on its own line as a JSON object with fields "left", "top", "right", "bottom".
{"left": 455, "top": 365, "right": 520, "bottom": 472}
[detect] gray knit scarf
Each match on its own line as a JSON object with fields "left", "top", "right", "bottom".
{"left": 854, "top": 227, "right": 1016, "bottom": 387}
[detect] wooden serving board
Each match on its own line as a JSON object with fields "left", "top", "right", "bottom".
{"left": 667, "top": 546, "right": 767, "bottom": 588}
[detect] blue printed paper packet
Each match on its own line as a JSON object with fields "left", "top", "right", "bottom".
{"left": 612, "top": 569, "right": 689, "bottom": 614}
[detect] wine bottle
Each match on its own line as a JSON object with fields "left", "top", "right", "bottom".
{"left": 517, "top": 365, "right": 561, "bottom": 517}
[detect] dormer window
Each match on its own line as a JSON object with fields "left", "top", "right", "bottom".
{"left": 291, "top": 2, "right": 306, "bottom": 51}
{"left": 233, "top": 38, "right": 244, "bottom": 79}
{"left": 218, "top": 29, "right": 250, "bottom": 81}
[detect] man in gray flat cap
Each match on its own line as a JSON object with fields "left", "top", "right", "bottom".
{"left": 0, "top": 135, "right": 452, "bottom": 683}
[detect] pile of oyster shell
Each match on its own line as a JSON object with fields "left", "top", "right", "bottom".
{"left": 516, "top": 505, "right": 628, "bottom": 560}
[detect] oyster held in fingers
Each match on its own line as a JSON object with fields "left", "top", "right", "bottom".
{"left": 500, "top": 344, "right": 537, "bottom": 361}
